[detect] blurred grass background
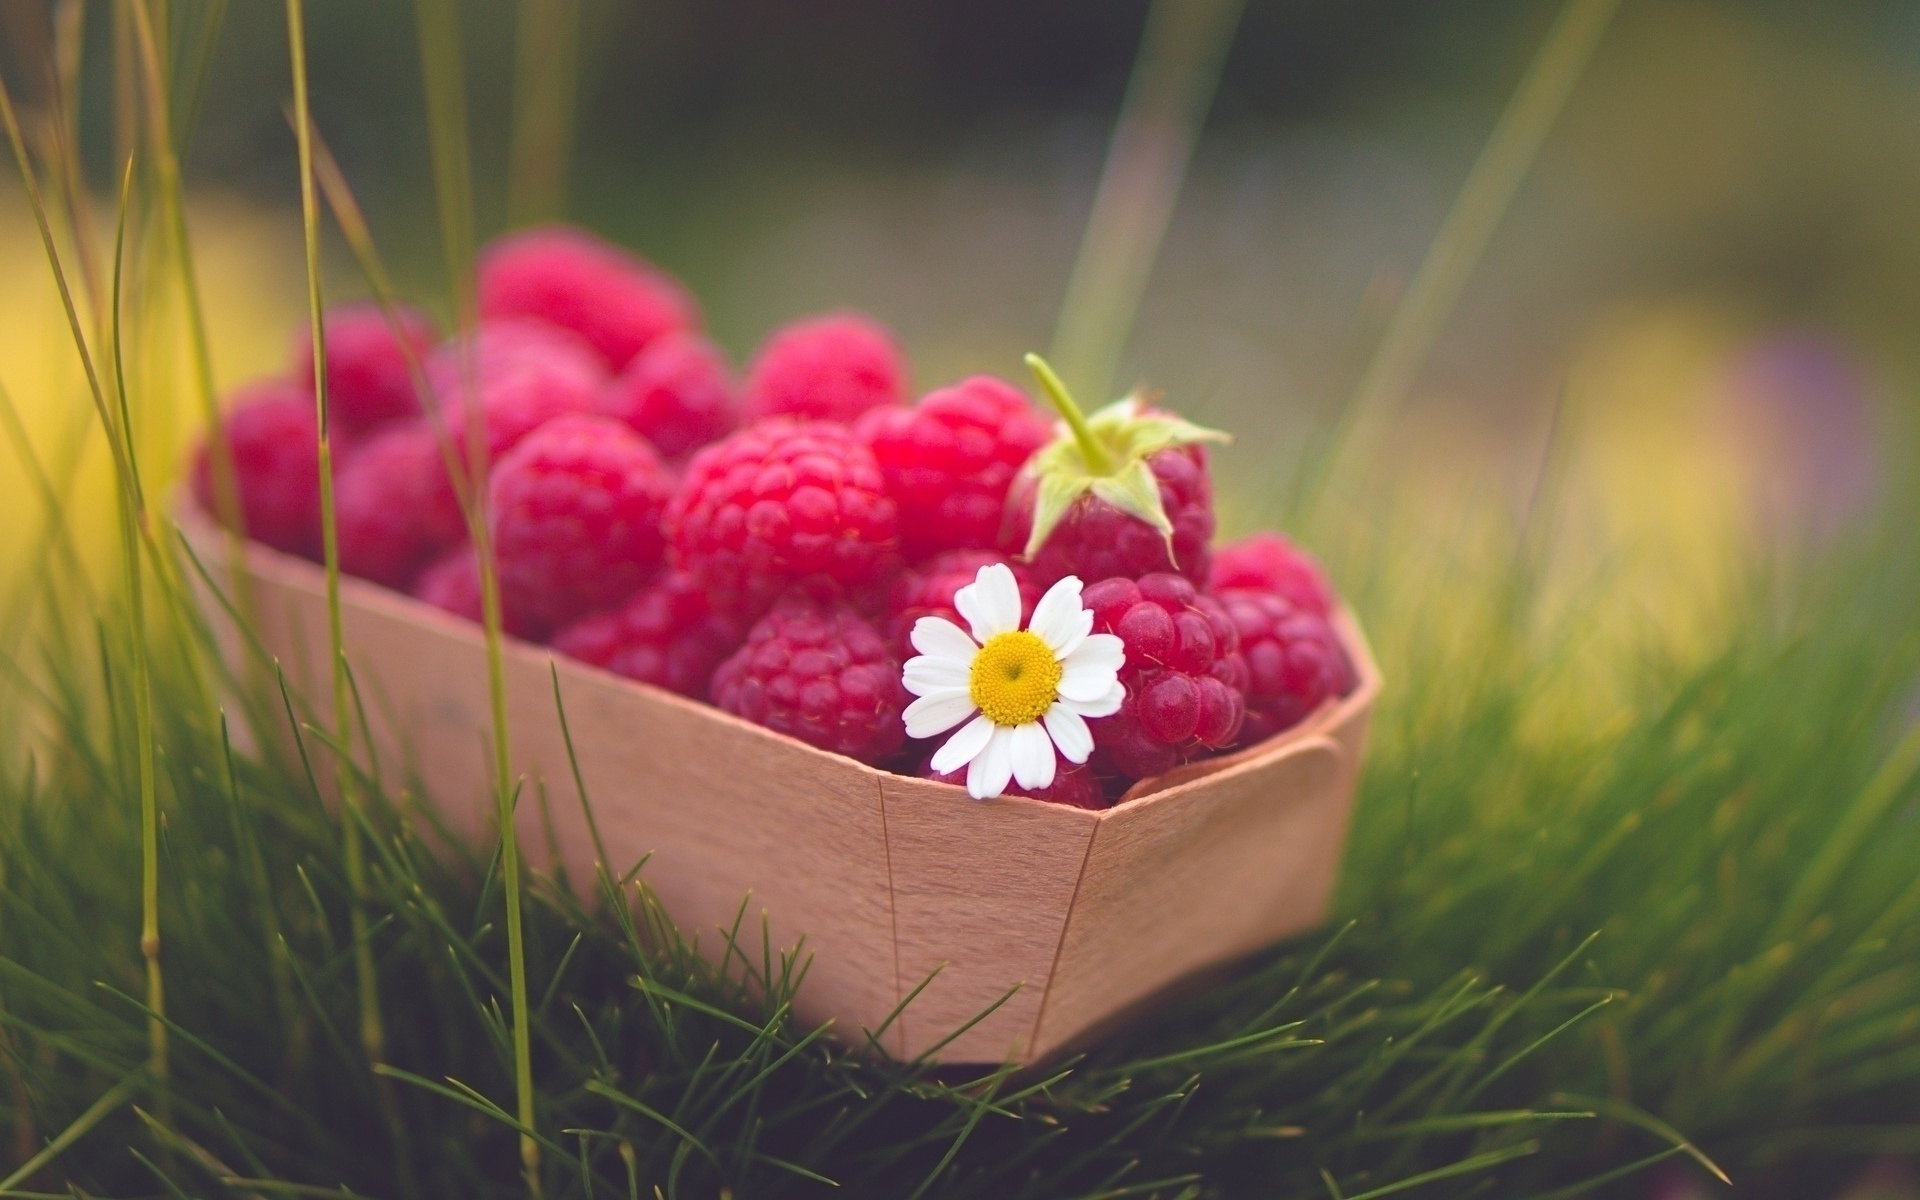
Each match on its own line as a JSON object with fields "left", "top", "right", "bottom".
{"left": 3, "top": 0, "right": 1915, "bottom": 610}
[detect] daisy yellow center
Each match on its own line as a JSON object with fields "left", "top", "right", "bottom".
{"left": 969, "top": 630, "right": 1062, "bottom": 727}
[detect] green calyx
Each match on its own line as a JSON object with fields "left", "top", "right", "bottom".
{"left": 1019, "top": 352, "right": 1230, "bottom": 560}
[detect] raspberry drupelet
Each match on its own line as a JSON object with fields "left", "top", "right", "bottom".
{"left": 883, "top": 549, "right": 1037, "bottom": 659}
{"left": 1001, "top": 355, "right": 1226, "bottom": 587}
{"left": 710, "top": 595, "right": 907, "bottom": 764}
{"left": 193, "top": 380, "right": 329, "bottom": 560}
{"left": 552, "top": 572, "right": 743, "bottom": 701}
{"left": 664, "top": 419, "right": 900, "bottom": 618}
{"left": 855, "top": 374, "right": 1050, "bottom": 558}
{"left": 334, "top": 421, "right": 468, "bottom": 590}
{"left": 1210, "top": 532, "right": 1336, "bottom": 618}
{"left": 488, "top": 415, "right": 675, "bottom": 630}
{"left": 597, "top": 330, "right": 739, "bottom": 461}
{"left": 291, "top": 302, "right": 438, "bottom": 436}
{"left": 921, "top": 757, "right": 1105, "bottom": 810}
{"left": 1083, "top": 573, "right": 1247, "bottom": 780}
{"left": 741, "top": 312, "right": 908, "bottom": 425}
{"left": 477, "top": 226, "right": 699, "bottom": 372}
{"left": 1217, "top": 588, "right": 1356, "bottom": 744}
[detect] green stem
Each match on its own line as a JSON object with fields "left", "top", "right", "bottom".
{"left": 1024, "top": 353, "right": 1114, "bottom": 475}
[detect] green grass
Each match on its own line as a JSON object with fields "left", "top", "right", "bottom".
{"left": 4, "top": 0, "right": 1920, "bottom": 1194}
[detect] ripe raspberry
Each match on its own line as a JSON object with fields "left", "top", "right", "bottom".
{"left": 552, "top": 572, "right": 743, "bottom": 701}
{"left": 411, "top": 545, "right": 548, "bottom": 640}
{"left": 1007, "top": 444, "right": 1214, "bottom": 587}
{"left": 488, "top": 415, "right": 674, "bottom": 630}
{"left": 855, "top": 375, "right": 1049, "bottom": 558}
{"left": 194, "top": 381, "right": 326, "bottom": 559}
{"left": 597, "top": 331, "right": 738, "bottom": 460}
{"left": 478, "top": 226, "right": 699, "bottom": 371}
{"left": 290, "top": 303, "right": 438, "bottom": 436}
{"left": 334, "top": 421, "right": 468, "bottom": 589}
{"left": 1082, "top": 573, "right": 1247, "bottom": 780}
{"left": 741, "top": 312, "right": 907, "bottom": 424}
{"left": 1217, "top": 588, "right": 1356, "bottom": 744}
{"left": 435, "top": 339, "right": 601, "bottom": 473}
{"left": 1210, "top": 532, "right": 1335, "bottom": 618}
{"left": 425, "top": 317, "right": 607, "bottom": 403}
{"left": 710, "top": 596, "right": 907, "bottom": 764}
{"left": 665, "top": 419, "right": 899, "bottom": 618}
{"left": 922, "top": 757, "right": 1105, "bottom": 810}
{"left": 883, "top": 549, "right": 1037, "bottom": 658}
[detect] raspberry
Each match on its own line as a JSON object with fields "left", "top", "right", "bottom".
{"left": 597, "top": 331, "right": 738, "bottom": 461}
{"left": 741, "top": 312, "right": 907, "bottom": 424}
{"left": 478, "top": 226, "right": 699, "bottom": 371}
{"left": 425, "top": 317, "right": 607, "bottom": 404}
{"left": 922, "top": 757, "right": 1105, "bottom": 810}
{"left": 1082, "top": 573, "right": 1247, "bottom": 780}
{"left": 334, "top": 422, "right": 468, "bottom": 589}
{"left": 1210, "top": 532, "right": 1335, "bottom": 618}
{"left": 883, "top": 549, "right": 1037, "bottom": 658}
{"left": 290, "top": 303, "right": 437, "bottom": 435}
{"left": 194, "top": 381, "right": 326, "bottom": 559}
{"left": 710, "top": 596, "right": 907, "bottom": 764}
{"left": 1217, "top": 588, "right": 1356, "bottom": 744}
{"left": 1007, "top": 444, "right": 1214, "bottom": 587}
{"left": 665, "top": 419, "right": 899, "bottom": 618}
{"left": 411, "top": 545, "right": 547, "bottom": 640}
{"left": 855, "top": 375, "right": 1049, "bottom": 558}
{"left": 552, "top": 572, "right": 743, "bottom": 701}
{"left": 488, "top": 414, "right": 674, "bottom": 630}
{"left": 435, "top": 338, "right": 601, "bottom": 471}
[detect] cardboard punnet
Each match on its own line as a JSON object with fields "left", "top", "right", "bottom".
{"left": 180, "top": 501, "right": 1379, "bottom": 1064}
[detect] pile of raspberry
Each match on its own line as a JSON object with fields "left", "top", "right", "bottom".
{"left": 195, "top": 222, "right": 1357, "bottom": 808}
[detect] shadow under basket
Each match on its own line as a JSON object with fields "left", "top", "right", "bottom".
{"left": 179, "top": 500, "right": 1380, "bottom": 1066}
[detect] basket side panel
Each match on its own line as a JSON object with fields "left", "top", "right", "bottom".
{"left": 879, "top": 776, "right": 1097, "bottom": 1063}
{"left": 1031, "top": 736, "right": 1349, "bottom": 1059}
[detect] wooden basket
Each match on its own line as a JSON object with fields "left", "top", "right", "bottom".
{"left": 179, "top": 501, "right": 1380, "bottom": 1065}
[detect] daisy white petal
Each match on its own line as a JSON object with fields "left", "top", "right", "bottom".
{"left": 911, "top": 615, "right": 978, "bottom": 661}
{"left": 1028, "top": 576, "right": 1086, "bottom": 653}
{"left": 902, "top": 655, "right": 969, "bottom": 695}
{"left": 967, "top": 725, "right": 1017, "bottom": 799}
{"left": 1056, "top": 633, "right": 1125, "bottom": 701}
{"left": 930, "top": 713, "right": 995, "bottom": 775}
{"left": 954, "top": 563, "right": 1022, "bottom": 642}
{"left": 1042, "top": 703, "right": 1093, "bottom": 764}
{"left": 1010, "top": 721, "right": 1057, "bottom": 790}
{"left": 903, "top": 690, "right": 976, "bottom": 739}
{"left": 1058, "top": 681, "right": 1125, "bottom": 719}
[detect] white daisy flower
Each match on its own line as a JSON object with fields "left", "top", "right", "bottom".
{"left": 902, "top": 563, "right": 1125, "bottom": 800}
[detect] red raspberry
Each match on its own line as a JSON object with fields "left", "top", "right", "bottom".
{"left": 597, "top": 331, "right": 738, "bottom": 461}
{"left": 1217, "top": 588, "right": 1356, "bottom": 744}
{"left": 194, "top": 381, "right": 326, "bottom": 559}
{"left": 741, "top": 312, "right": 907, "bottom": 424}
{"left": 855, "top": 375, "right": 1049, "bottom": 558}
{"left": 1210, "top": 532, "right": 1335, "bottom": 618}
{"left": 1006, "top": 444, "right": 1214, "bottom": 588}
{"left": 1082, "top": 573, "right": 1247, "bottom": 780}
{"left": 434, "top": 338, "right": 602, "bottom": 475}
{"left": 488, "top": 414, "right": 673, "bottom": 630}
{"left": 552, "top": 572, "right": 743, "bottom": 701}
{"left": 710, "top": 596, "right": 907, "bottom": 764}
{"left": 425, "top": 317, "right": 607, "bottom": 403}
{"left": 922, "top": 757, "right": 1105, "bottom": 810}
{"left": 478, "top": 226, "right": 699, "bottom": 371}
{"left": 883, "top": 549, "right": 1037, "bottom": 659}
{"left": 290, "top": 303, "right": 437, "bottom": 436}
{"left": 334, "top": 422, "right": 468, "bottom": 589}
{"left": 665, "top": 419, "right": 899, "bottom": 618}
{"left": 411, "top": 545, "right": 549, "bottom": 640}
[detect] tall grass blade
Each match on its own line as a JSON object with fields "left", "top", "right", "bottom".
{"left": 1047, "top": 0, "right": 1243, "bottom": 405}
{"left": 1308, "top": 0, "right": 1620, "bottom": 521}
{"left": 508, "top": 0, "right": 581, "bottom": 226}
